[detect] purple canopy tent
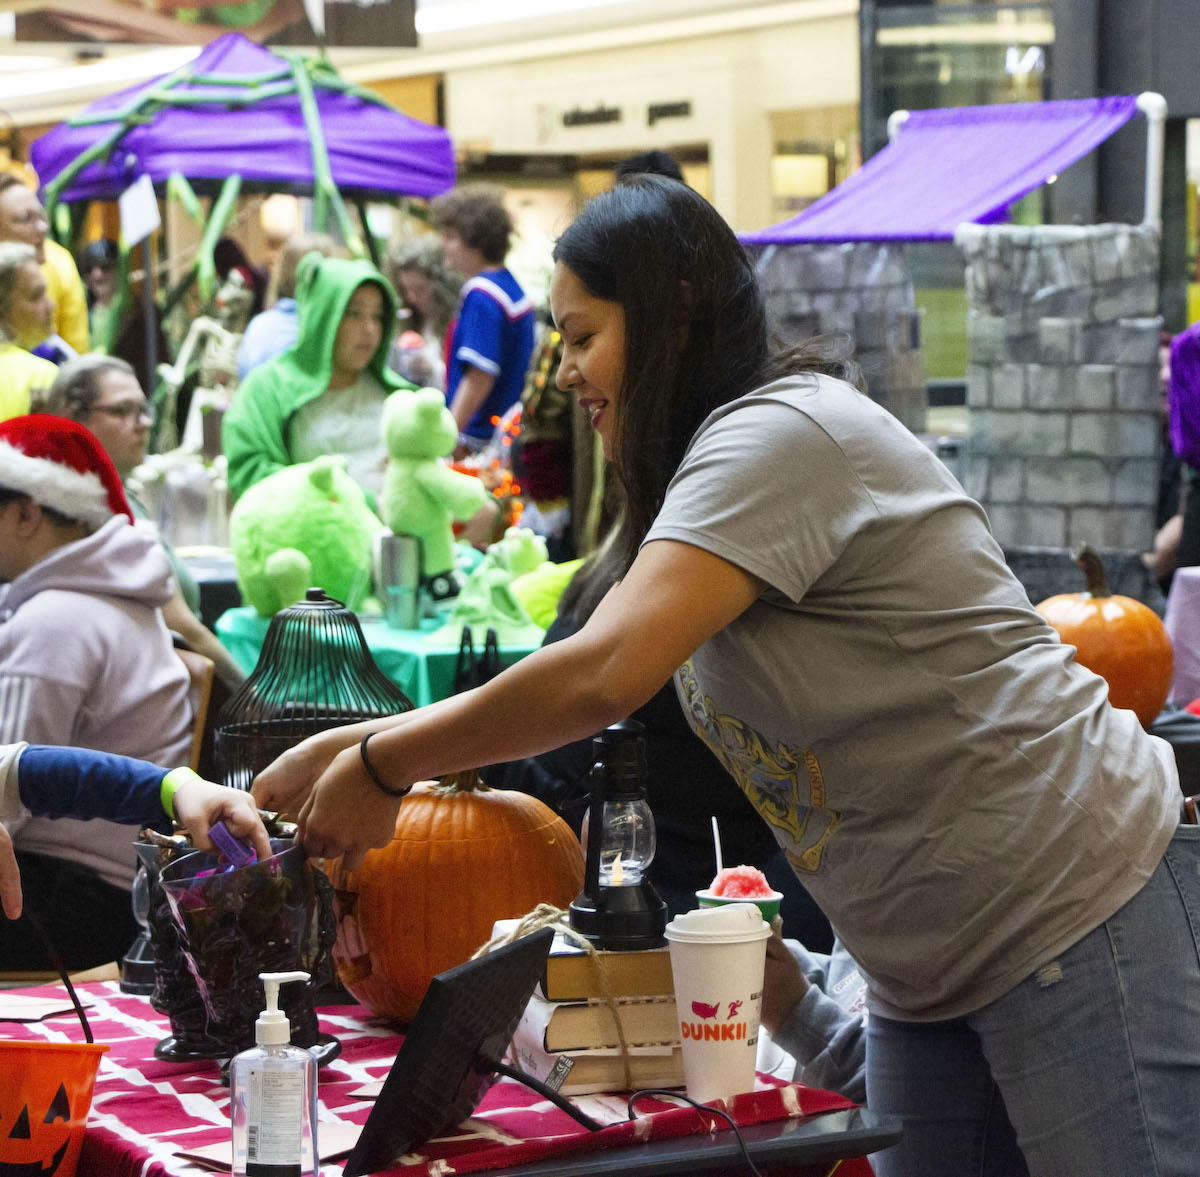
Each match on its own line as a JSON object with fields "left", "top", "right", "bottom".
{"left": 741, "top": 95, "right": 1153, "bottom": 246}
{"left": 30, "top": 33, "right": 455, "bottom": 207}
{"left": 29, "top": 33, "right": 456, "bottom": 418}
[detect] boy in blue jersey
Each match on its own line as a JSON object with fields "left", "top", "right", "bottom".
{"left": 431, "top": 184, "right": 536, "bottom": 456}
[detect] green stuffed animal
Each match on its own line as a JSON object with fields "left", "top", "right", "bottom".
{"left": 432, "top": 526, "right": 553, "bottom": 646}
{"left": 230, "top": 456, "right": 384, "bottom": 616}
{"left": 378, "top": 387, "right": 492, "bottom": 585}
{"left": 482, "top": 525, "right": 550, "bottom": 580}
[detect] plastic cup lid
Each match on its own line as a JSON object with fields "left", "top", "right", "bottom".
{"left": 664, "top": 902, "right": 771, "bottom": 944}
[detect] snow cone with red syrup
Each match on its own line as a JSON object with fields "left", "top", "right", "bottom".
{"left": 696, "top": 864, "right": 784, "bottom": 922}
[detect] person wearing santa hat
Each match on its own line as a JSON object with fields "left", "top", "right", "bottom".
{"left": 0, "top": 414, "right": 194, "bottom": 969}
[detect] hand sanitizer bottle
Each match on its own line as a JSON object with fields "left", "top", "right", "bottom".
{"left": 230, "top": 971, "right": 318, "bottom": 1177}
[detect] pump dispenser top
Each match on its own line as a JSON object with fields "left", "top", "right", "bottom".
{"left": 256, "top": 971, "right": 309, "bottom": 1046}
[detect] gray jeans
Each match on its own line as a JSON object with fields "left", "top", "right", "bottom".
{"left": 868, "top": 824, "right": 1200, "bottom": 1176}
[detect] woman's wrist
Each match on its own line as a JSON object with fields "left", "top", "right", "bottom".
{"left": 359, "top": 733, "right": 413, "bottom": 798}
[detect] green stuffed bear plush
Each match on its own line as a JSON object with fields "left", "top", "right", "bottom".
{"left": 230, "top": 456, "right": 384, "bottom": 616}
{"left": 378, "top": 386, "right": 492, "bottom": 584}
{"left": 433, "top": 526, "right": 552, "bottom": 646}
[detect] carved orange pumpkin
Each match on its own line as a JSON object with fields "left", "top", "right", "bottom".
{"left": 0, "top": 1041, "right": 108, "bottom": 1177}
{"left": 1035, "top": 545, "right": 1173, "bottom": 728}
{"left": 327, "top": 771, "right": 584, "bottom": 1021}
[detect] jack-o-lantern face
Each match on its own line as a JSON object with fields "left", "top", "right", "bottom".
{"left": 0, "top": 1083, "right": 74, "bottom": 1177}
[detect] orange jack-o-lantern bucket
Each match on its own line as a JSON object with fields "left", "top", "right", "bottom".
{"left": 0, "top": 1040, "right": 108, "bottom": 1177}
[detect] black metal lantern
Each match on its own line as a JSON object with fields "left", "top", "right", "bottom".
{"left": 568, "top": 719, "right": 667, "bottom": 951}
{"left": 215, "top": 589, "right": 413, "bottom": 791}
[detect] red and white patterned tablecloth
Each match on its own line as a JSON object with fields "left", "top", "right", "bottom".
{"left": 0, "top": 982, "right": 871, "bottom": 1177}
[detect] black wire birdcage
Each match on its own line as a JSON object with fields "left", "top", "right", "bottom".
{"left": 215, "top": 589, "right": 413, "bottom": 791}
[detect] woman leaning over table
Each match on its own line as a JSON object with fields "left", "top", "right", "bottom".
{"left": 254, "top": 175, "right": 1197, "bottom": 1177}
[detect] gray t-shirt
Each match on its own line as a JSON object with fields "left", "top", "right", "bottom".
{"left": 645, "top": 374, "right": 1178, "bottom": 1022}
{"left": 290, "top": 373, "right": 389, "bottom": 499}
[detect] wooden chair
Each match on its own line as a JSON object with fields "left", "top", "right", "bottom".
{"left": 177, "top": 648, "right": 215, "bottom": 773}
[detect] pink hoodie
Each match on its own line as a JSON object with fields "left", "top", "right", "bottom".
{"left": 0, "top": 516, "right": 192, "bottom": 888}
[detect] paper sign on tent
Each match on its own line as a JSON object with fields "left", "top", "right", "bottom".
{"left": 118, "top": 174, "right": 161, "bottom": 250}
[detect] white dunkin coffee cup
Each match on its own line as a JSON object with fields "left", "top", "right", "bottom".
{"left": 664, "top": 903, "right": 771, "bottom": 1104}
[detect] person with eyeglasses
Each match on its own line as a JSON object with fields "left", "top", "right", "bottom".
{"left": 0, "top": 175, "right": 89, "bottom": 356}
{"left": 0, "top": 241, "right": 57, "bottom": 421}
{"left": 43, "top": 356, "right": 246, "bottom": 688}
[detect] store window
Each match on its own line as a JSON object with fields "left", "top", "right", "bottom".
{"left": 873, "top": 3, "right": 1052, "bottom": 149}
{"left": 769, "top": 104, "right": 858, "bottom": 221}
{"left": 866, "top": 1, "right": 1055, "bottom": 380}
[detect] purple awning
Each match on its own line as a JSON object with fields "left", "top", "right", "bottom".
{"left": 741, "top": 95, "right": 1140, "bottom": 246}
{"left": 30, "top": 33, "right": 456, "bottom": 203}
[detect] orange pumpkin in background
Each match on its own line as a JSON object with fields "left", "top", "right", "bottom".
{"left": 326, "top": 771, "right": 584, "bottom": 1022}
{"left": 1035, "top": 545, "right": 1173, "bottom": 728}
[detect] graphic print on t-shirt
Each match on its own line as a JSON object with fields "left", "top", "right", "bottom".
{"left": 677, "top": 661, "right": 840, "bottom": 872}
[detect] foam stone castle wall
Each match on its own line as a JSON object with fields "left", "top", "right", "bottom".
{"left": 958, "top": 223, "right": 1161, "bottom": 551}
{"left": 754, "top": 243, "right": 928, "bottom": 434}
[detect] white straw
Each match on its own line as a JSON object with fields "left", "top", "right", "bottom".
{"left": 711, "top": 816, "right": 724, "bottom": 874}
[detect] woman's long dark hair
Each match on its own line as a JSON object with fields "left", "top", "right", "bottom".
{"left": 553, "top": 175, "right": 855, "bottom": 573}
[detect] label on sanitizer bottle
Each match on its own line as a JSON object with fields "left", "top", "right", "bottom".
{"left": 246, "top": 1068, "right": 303, "bottom": 1174}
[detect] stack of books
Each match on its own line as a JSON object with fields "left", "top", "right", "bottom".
{"left": 497, "top": 920, "right": 686, "bottom": 1095}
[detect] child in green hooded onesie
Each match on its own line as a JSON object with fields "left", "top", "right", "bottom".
{"left": 223, "top": 255, "right": 416, "bottom": 501}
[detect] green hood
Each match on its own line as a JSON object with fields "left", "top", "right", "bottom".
{"left": 289, "top": 254, "right": 401, "bottom": 387}
{"left": 223, "top": 255, "right": 415, "bottom": 499}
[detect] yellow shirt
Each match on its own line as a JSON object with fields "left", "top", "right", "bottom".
{"left": 42, "top": 239, "right": 89, "bottom": 355}
{"left": 0, "top": 343, "right": 56, "bottom": 420}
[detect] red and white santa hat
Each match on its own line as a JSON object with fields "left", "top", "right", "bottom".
{"left": 0, "top": 414, "right": 133, "bottom": 527}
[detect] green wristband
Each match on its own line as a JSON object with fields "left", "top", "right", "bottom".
{"left": 161, "top": 767, "right": 203, "bottom": 821}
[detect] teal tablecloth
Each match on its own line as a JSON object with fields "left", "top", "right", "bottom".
{"left": 216, "top": 605, "right": 544, "bottom": 708}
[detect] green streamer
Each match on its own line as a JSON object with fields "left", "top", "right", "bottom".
{"left": 97, "top": 245, "right": 133, "bottom": 356}
{"left": 288, "top": 54, "right": 363, "bottom": 255}
{"left": 289, "top": 55, "right": 332, "bottom": 233}
{"left": 53, "top": 202, "right": 71, "bottom": 240}
{"left": 166, "top": 172, "right": 204, "bottom": 226}
{"left": 195, "top": 172, "right": 242, "bottom": 301}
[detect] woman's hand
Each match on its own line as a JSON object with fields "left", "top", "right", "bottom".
{"left": 0, "top": 822, "right": 22, "bottom": 920}
{"left": 172, "top": 778, "right": 274, "bottom": 863}
{"left": 761, "top": 917, "right": 811, "bottom": 1034}
{"left": 296, "top": 743, "right": 404, "bottom": 869}
{"left": 251, "top": 728, "right": 355, "bottom": 818}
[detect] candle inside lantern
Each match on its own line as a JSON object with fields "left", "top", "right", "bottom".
{"left": 581, "top": 796, "right": 655, "bottom": 888}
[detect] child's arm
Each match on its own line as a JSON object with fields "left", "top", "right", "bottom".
{"left": 14, "top": 745, "right": 176, "bottom": 827}
{"left": 0, "top": 744, "right": 272, "bottom": 920}
{"left": 762, "top": 923, "right": 867, "bottom": 1103}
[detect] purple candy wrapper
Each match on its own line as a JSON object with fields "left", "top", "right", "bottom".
{"left": 208, "top": 820, "right": 257, "bottom": 868}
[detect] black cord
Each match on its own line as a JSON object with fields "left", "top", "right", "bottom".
{"left": 485, "top": 1058, "right": 604, "bottom": 1131}
{"left": 20, "top": 907, "right": 94, "bottom": 1044}
{"left": 627, "top": 1088, "right": 764, "bottom": 1177}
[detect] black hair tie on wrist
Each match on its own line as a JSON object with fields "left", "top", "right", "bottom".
{"left": 359, "top": 733, "right": 412, "bottom": 798}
